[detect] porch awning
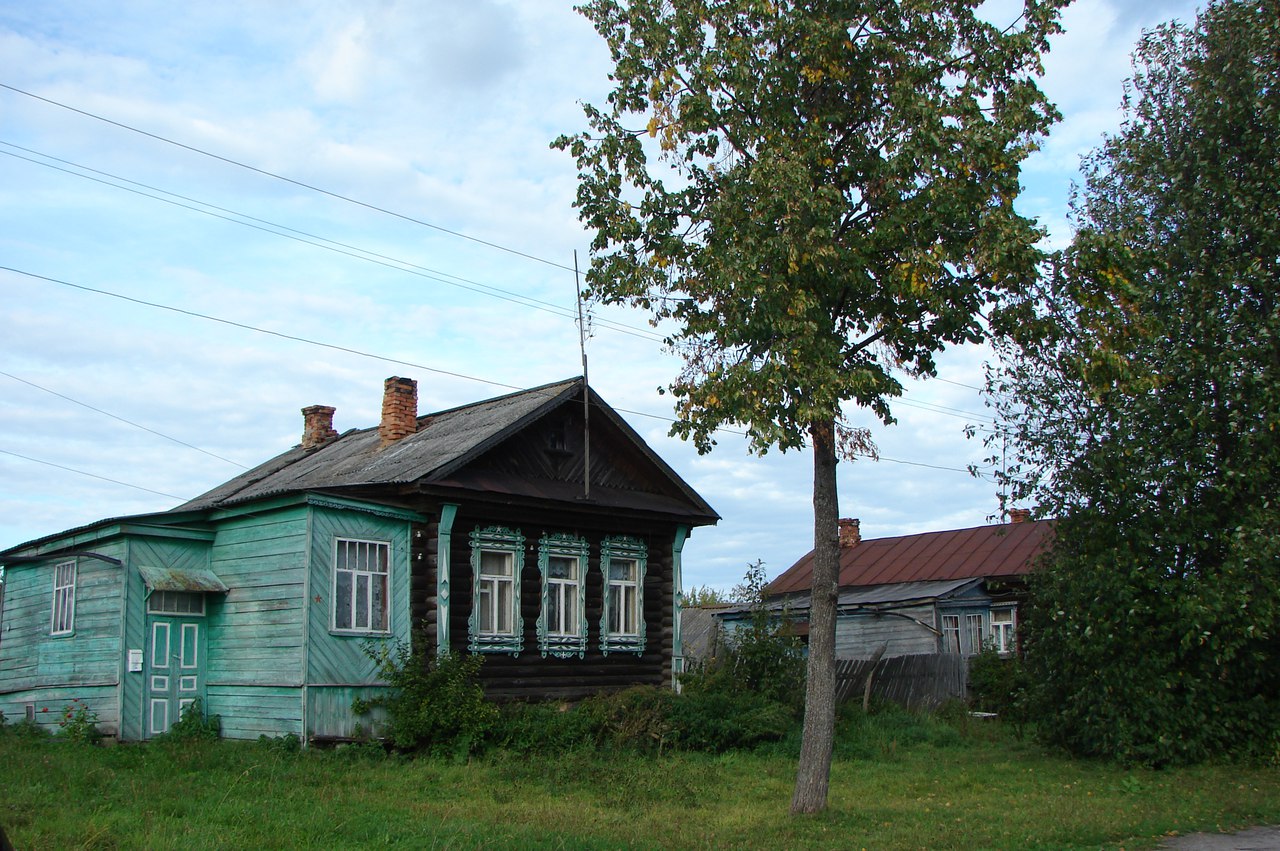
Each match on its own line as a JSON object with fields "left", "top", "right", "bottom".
{"left": 138, "top": 565, "right": 229, "bottom": 593}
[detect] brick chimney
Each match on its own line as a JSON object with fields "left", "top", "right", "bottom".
{"left": 1009, "top": 508, "right": 1032, "bottom": 524}
{"left": 379, "top": 376, "right": 418, "bottom": 445}
{"left": 301, "top": 405, "right": 338, "bottom": 450}
{"left": 838, "top": 517, "right": 861, "bottom": 548}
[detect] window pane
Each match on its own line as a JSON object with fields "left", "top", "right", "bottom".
{"left": 609, "top": 559, "right": 636, "bottom": 582}
{"left": 335, "top": 571, "right": 353, "bottom": 629}
{"left": 623, "top": 587, "right": 636, "bottom": 634}
{"left": 548, "top": 556, "right": 576, "bottom": 579}
{"left": 479, "top": 583, "right": 494, "bottom": 633}
{"left": 372, "top": 573, "right": 388, "bottom": 631}
{"left": 356, "top": 573, "right": 370, "bottom": 629}
{"left": 549, "top": 585, "right": 563, "bottom": 634}
{"left": 607, "top": 584, "right": 621, "bottom": 633}
{"left": 496, "top": 581, "right": 511, "bottom": 633}
{"left": 336, "top": 541, "right": 350, "bottom": 571}
{"left": 481, "top": 551, "right": 512, "bottom": 577}
{"left": 564, "top": 589, "right": 578, "bottom": 634}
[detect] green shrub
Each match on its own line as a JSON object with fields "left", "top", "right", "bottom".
{"left": 356, "top": 641, "right": 497, "bottom": 755}
{"left": 968, "top": 649, "right": 1031, "bottom": 732}
{"left": 666, "top": 691, "right": 794, "bottom": 751}
{"left": 488, "top": 700, "right": 603, "bottom": 753}
{"left": 579, "top": 686, "right": 676, "bottom": 753}
{"left": 681, "top": 561, "right": 806, "bottom": 711}
{"left": 157, "top": 698, "right": 220, "bottom": 742}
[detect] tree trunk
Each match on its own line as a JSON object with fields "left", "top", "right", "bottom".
{"left": 791, "top": 416, "right": 840, "bottom": 815}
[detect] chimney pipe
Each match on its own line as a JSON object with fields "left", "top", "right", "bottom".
{"left": 380, "top": 376, "right": 418, "bottom": 445}
{"left": 301, "top": 405, "right": 338, "bottom": 450}
{"left": 1009, "top": 508, "right": 1031, "bottom": 524}
{"left": 838, "top": 517, "right": 861, "bottom": 548}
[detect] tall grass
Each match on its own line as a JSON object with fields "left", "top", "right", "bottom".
{"left": 2, "top": 709, "right": 1276, "bottom": 850}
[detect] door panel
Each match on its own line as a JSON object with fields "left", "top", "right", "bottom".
{"left": 146, "top": 616, "right": 203, "bottom": 737}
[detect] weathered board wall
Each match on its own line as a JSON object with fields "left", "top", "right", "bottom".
{"left": 834, "top": 603, "right": 939, "bottom": 659}
{"left": 204, "top": 505, "right": 309, "bottom": 739}
{"left": 304, "top": 503, "right": 414, "bottom": 740}
{"left": 0, "top": 544, "right": 125, "bottom": 734}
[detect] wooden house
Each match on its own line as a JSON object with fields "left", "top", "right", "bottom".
{"left": 717, "top": 515, "right": 1050, "bottom": 659}
{"left": 0, "top": 377, "right": 717, "bottom": 741}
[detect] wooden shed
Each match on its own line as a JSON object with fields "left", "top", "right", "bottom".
{"left": 0, "top": 377, "right": 717, "bottom": 741}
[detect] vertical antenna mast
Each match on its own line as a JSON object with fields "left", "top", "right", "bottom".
{"left": 575, "top": 250, "right": 591, "bottom": 501}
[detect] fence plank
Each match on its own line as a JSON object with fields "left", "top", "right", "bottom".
{"left": 835, "top": 653, "right": 967, "bottom": 712}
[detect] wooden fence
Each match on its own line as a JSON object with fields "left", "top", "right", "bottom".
{"left": 834, "top": 653, "right": 967, "bottom": 712}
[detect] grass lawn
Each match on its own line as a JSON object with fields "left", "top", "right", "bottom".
{"left": 3, "top": 714, "right": 1277, "bottom": 850}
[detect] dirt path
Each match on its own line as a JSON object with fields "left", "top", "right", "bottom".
{"left": 1158, "top": 826, "right": 1280, "bottom": 850}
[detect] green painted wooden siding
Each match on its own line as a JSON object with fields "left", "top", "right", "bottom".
{"left": 205, "top": 684, "right": 301, "bottom": 739}
{"left": 0, "top": 549, "right": 124, "bottom": 694}
{"left": 205, "top": 508, "right": 309, "bottom": 688}
{"left": 0, "top": 684, "right": 119, "bottom": 736}
{"left": 305, "top": 507, "right": 411, "bottom": 687}
{"left": 307, "top": 685, "right": 389, "bottom": 739}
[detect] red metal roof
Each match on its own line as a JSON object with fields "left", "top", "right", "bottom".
{"left": 765, "top": 519, "right": 1053, "bottom": 596}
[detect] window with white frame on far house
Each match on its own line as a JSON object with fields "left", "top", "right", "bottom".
{"left": 538, "top": 534, "right": 588, "bottom": 658}
{"left": 468, "top": 526, "right": 525, "bottom": 655}
{"left": 51, "top": 560, "right": 76, "bottom": 635}
{"left": 990, "top": 607, "right": 1016, "bottom": 654}
{"left": 600, "top": 536, "right": 647, "bottom": 654}
{"left": 333, "top": 538, "right": 390, "bottom": 633}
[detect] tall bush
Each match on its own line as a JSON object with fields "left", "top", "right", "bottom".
{"left": 356, "top": 641, "right": 496, "bottom": 754}
{"left": 682, "top": 561, "right": 806, "bottom": 711}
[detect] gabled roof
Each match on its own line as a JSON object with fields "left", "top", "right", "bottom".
{"left": 177, "top": 377, "right": 717, "bottom": 522}
{"left": 766, "top": 519, "right": 1052, "bottom": 597}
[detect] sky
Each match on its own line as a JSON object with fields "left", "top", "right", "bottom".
{"left": 0, "top": 0, "right": 1202, "bottom": 592}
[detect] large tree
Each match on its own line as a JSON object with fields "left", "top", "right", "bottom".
{"left": 557, "top": 0, "right": 1065, "bottom": 812}
{"left": 985, "top": 0, "right": 1280, "bottom": 764}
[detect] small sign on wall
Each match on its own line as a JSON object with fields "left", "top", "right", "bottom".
{"left": 127, "top": 649, "right": 143, "bottom": 672}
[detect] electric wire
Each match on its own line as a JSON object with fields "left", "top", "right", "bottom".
{"left": 3, "top": 266, "right": 980, "bottom": 476}
{"left": 0, "top": 143, "right": 666, "bottom": 344}
{"left": 0, "top": 82, "right": 579, "bottom": 275}
{"left": 0, "top": 370, "right": 247, "bottom": 468}
{"left": 0, "top": 448, "right": 189, "bottom": 500}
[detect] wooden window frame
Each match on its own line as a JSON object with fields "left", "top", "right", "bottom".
{"left": 536, "top": 533, "right": 588, "bottom": 659}
{"left": 990, "top": 606, "right": 1016, "bottom": 655}
{"left": 51, "top": 561, "right": 76, "bottom": 636}
{"left": 599, "top": 536, "right": 647, "bottom": 655}
{"left": 332, "top": 537, "right": 391, "bottom": 634}
{"left": 468, "top": 526, "right": 525, "bottom": 655}
{"left": 964, "top": 612, "right": 985, "bottom": 656}
{"left": 940, "top": 613, "right": 961, "bottom": 654}
{"left": 147, "top": 590, "right": 206, "bottom": 616}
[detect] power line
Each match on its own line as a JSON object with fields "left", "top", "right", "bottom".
{"left": 0, "top": 82, "right": 579, "bottom": 275}
{"left": 0, "top": 448, "right": 188, "bottom": 501}
{"left": 3, "top": 266, "right": 983, "bottom": 478}
{"left": 0, "top": 370, "right": 247, "bottom": 468}
{"left": 0, "top": 142, "right": 666, "bottom": 344}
